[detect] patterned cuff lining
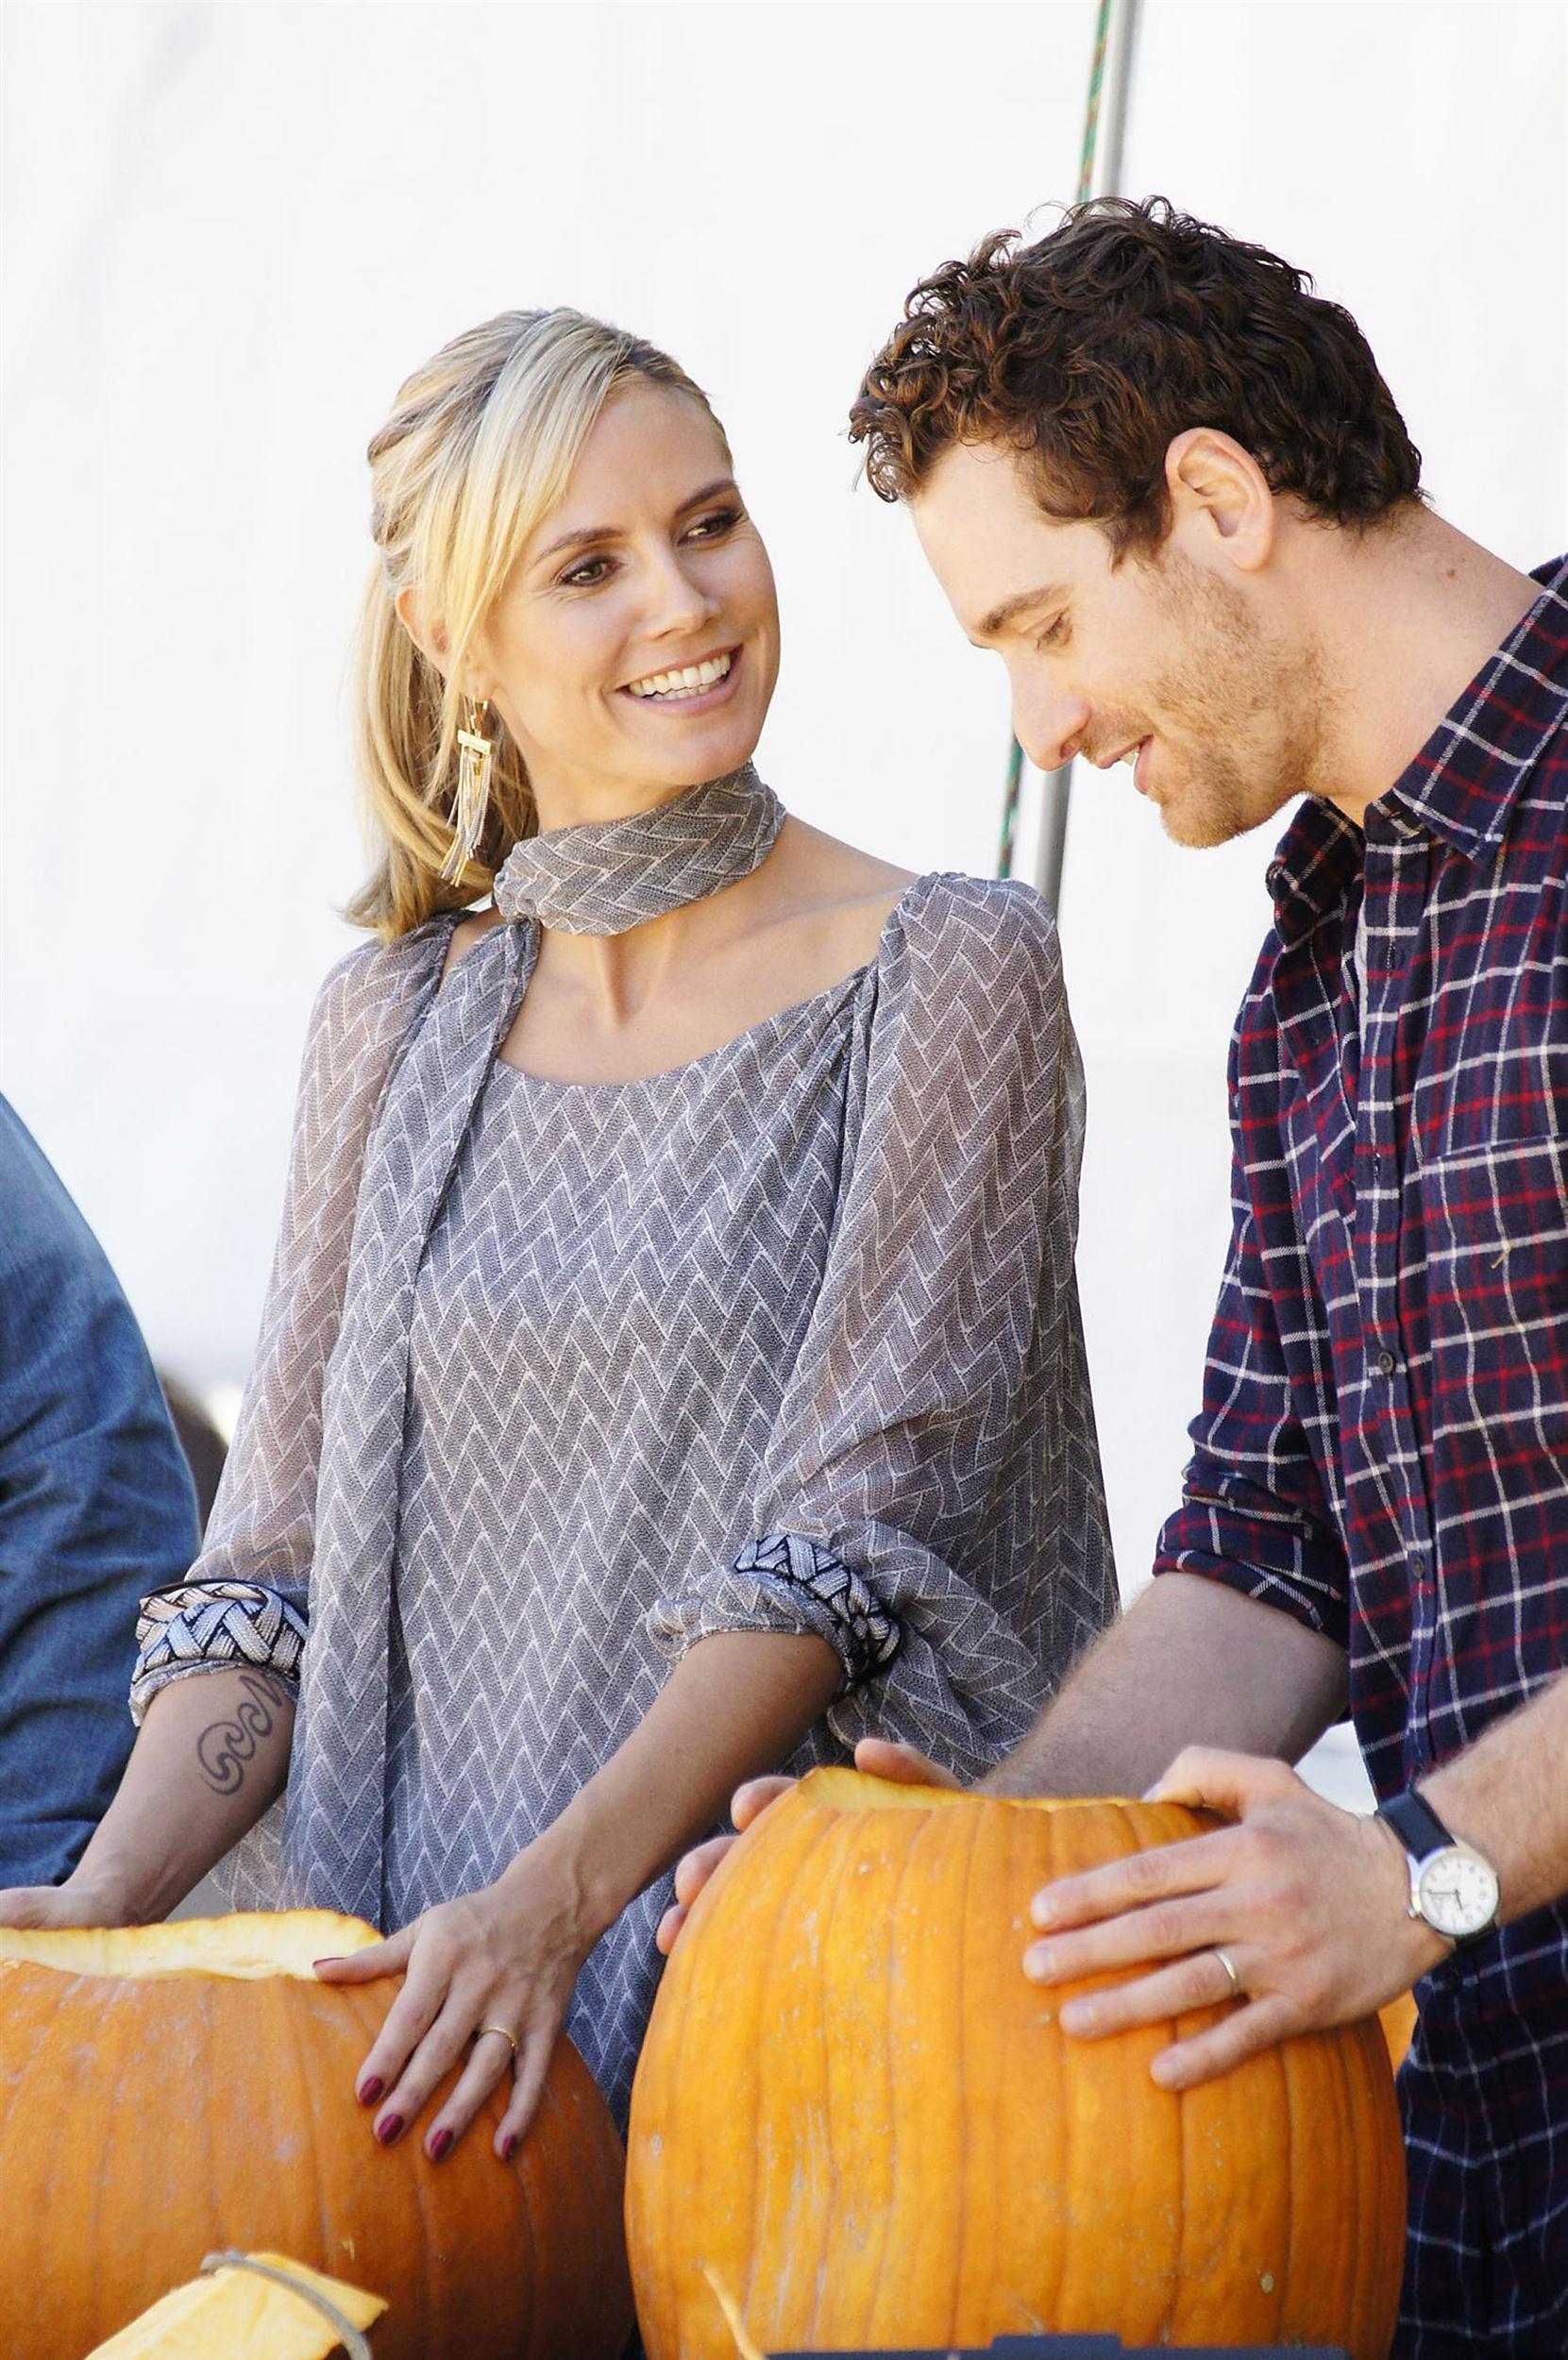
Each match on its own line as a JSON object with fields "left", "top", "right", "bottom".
{"left": 130, "top": 1581, "right": 308, "bottom": 1721}
{"left": 733, "top": 1533, "right": 901, "bottom": 1692}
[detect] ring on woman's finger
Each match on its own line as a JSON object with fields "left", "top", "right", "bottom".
{"left": 476, "top": 2022, "right": 520, "bottom": 2063}
{"left": 1211, "top": 1946, "right": 1242, "bottom": 1999}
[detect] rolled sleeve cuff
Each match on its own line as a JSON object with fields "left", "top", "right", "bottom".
{"left": 130, "top": 1580, "right": 308, "bottom": 1725}
{"left": 1154, "top": 1486, "right": 1350, "bottom": 1652}
{"left": 649, "top": 1531, "right": 902, "bottom": 1695}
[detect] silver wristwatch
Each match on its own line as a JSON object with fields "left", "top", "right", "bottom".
{"left": 1375, "top": 1789, "right": 1500, "bottom": 1947}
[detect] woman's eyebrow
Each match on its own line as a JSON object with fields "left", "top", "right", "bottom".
{"left": 534, "top": 478, "right": 739, "bottom": 565}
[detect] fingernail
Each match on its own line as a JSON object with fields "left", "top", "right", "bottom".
{"left": 313, "top": 1956, "right": 345, "bottom": 1970}
{"left": 375, "top": 2113, "right": 404, "bottom": 2146}
{"left": 428, "top": 2127, "right": 453, "bottom": 2163}
{"left": 500, "top": 2132, "right": 520, "bottom": 2164}
{"left": 1030, "top": 1895, "right": 1057, "bottom": 1929}
{"left": 1061, "top": 1999, "right": 1095, "bottom": 2034}
{"left": 358, "top": 2076, "right": 384, "bottom": 2106}
{"left": 1023, "top": 1943, "right": 1056, "bottom": 1981}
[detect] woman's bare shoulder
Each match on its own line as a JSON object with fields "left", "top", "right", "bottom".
{"left": 761, "top": 819, "right": 919, "bottom": 968}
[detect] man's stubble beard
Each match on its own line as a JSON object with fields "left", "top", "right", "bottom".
{"left": 1145, "top": 556, "right": 1331, "bottom": 851}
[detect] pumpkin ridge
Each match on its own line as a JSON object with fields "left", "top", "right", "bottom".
{"left": 799, "top": 1800, "right": 861, "bottom": 2352}
{"left": 858, "top": 1791, "right": 930, "bottom": 2347}
{"left": 737, "top": 1787, "right": 839, "bottom": 2343}
{"left": 750, "top": 1783, "right": 861, "bottom": 2340}
{"left": 943, "top": 1786, "right": 986, "bottom": 2346}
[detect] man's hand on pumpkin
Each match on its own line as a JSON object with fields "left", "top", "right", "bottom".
{"left": 654, "top": 1739, "right": 954, "bottom": 1956}
{"left": 1020, "top": 1747, "right": 1444, "bottom": 2087}
{"left": 314, "top": 1843, "right": 594, "bottom": 2164}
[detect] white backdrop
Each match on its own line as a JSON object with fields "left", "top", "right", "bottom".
{"left": 5, "top": 2, "right": 1566, "bottom": 1810}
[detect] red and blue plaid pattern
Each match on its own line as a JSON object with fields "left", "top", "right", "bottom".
{"left": 1155, "top": 555, "right": 1568, "bottom": 2353}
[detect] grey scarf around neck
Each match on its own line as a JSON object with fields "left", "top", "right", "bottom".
{"left": 491, "top": 764, "right": 784, "bottom": 935}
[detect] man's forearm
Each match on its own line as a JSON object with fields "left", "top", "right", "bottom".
{"left": 982, "top": 1572, "right": 1348, "bottom": 1798}
{"left": 1423, "top": 1671, "right": 1568, "bottom": 1923}
{"left": 66, "top": 1666, "right": 295, "bottom": 1922}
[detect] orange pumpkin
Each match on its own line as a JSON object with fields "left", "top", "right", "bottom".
{"left": 0, "top": 1912, "right": 632, "bottom": 2360}
{"left": 629, "top": 1769, "right": 1406, "bottom": 2358}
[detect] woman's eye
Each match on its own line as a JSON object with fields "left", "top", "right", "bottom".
{"left": 560, "top": 554, "right": 614, "bottom": 589}
{"left": 1033, "top": 614, "right": 1069, "bottom": 651}
{"left": 685, "top": 506, "right": 742, "bottom": 541}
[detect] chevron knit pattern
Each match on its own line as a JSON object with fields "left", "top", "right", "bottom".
{"left": 492, "top": 766, "right": 783, "bottom": 934}
{"left": 133, "top": 1581, "right": 308, "bottom": 1691}
{"left": 134, "top": 870, "right": 1116, "bottom": 2124}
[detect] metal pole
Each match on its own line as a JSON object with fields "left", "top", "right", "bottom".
{"left": 1028, "top": 0, "right": 1142, "bottom": 915}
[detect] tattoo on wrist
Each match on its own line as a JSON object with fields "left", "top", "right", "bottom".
{"left": 194, "top": 1672, "right": 293, "bottom": 1796}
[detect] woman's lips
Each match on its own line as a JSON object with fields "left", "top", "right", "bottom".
{"left": 619, "top": 646, "right": 743, "bottom": 716}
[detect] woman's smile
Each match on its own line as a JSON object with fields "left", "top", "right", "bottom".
{"left": 620, "top": 645, "right": 741, "bottom": 714}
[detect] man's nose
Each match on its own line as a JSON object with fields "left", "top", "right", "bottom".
{"left": 1014, "top": 688, "right": 1090, "bottom": 775}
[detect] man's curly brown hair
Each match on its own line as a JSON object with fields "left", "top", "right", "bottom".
{"left": 849, "top": 196, "right": 1424, "bottom": 556}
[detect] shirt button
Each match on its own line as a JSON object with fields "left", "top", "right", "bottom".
{"left": 1375, "top": 1350, "right": 1396, "bottom": 1376}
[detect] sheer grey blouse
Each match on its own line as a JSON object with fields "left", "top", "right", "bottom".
{"left": 131, "top": 871, "right": 1115, "bottom": 2118}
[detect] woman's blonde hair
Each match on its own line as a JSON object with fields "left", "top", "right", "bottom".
{"left": 347, "top": 309, "right": 729, "bottom": 939}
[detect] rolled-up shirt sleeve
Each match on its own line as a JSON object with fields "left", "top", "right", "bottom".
{"left": 649, "top": 876, "right": 1117, "bottom": 1780}
{"left": 1153, "top": 1037, "right": 1350, "bottom": 1648}
{"left": 129, "top": 923, "right": 451, "bottom": 1723}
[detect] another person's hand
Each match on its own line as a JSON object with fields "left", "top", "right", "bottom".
{"left": 0, "top": 1874, "right": 138, "bottom": 1931}
{"left": 314, "top": 1833, "right": 597, "bottom": 2164}
{"left": 1020, "top": 1747, "right": 1444, "bottom": 2089}
{"left": 654, "top": 1738, "right": 959, "bottom": 1955}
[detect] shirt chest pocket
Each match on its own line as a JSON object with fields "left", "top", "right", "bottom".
{"left": 1422, "top": 1132, "right": 1568, "bottom": 1388}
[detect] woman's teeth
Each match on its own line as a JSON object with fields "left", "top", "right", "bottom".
{"left": 626, "top": 651, "right": 733, "bottom": 700}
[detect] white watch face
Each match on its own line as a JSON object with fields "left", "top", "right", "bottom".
{"left": 1416, "top": 1846, "right": 1500, "bottom": 1940}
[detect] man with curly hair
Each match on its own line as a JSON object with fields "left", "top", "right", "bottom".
{"left": 667, "top": 199, "right": 1568, "bottom": 2354}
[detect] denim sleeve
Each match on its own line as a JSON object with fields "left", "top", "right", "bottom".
{"left": 0, "top": 1098, "right": 199, "bottom": 1886}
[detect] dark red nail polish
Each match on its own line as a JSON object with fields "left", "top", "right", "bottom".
{"left": 500, "top": 2132, "right": 519, "bottom": 2164}
{"left": 375, "top": 2113, "right": 404, "bottom": 2146}
{"left": 429, "top": 2127, "right": 453, "bottom": 2163}
{"left": 358, "top": 2076, "right": 384, "bottom": 2106}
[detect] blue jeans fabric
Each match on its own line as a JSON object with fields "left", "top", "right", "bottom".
{"left": 0, "top": 1096, "right": 198, "bottom": 1884}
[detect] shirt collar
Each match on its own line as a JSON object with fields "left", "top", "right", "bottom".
{"left": 1267, "top": 553, "right": 1568, "bottom": 945}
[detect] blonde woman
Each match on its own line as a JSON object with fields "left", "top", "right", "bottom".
{"left": 0, "top": 312, "right": 1115, "bottom": 2161}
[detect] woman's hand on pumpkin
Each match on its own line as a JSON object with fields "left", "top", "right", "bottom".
{"left": 654, "top": 1738, "right": 955, "bottom": 1956}
{"left": 314, "top": 1841, "right": 595, "bottom": 2165}
{"left": 1019, "top": 1748, "right": 1446, "bottom": 2090}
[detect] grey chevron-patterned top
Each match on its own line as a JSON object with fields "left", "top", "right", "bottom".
{"left": 132, "top": 870, "right": 1115, "bottom": 2120}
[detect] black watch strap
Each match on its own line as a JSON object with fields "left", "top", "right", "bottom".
{"left": 1377, "top": 1787, "right": 1455, "bottom": 1863}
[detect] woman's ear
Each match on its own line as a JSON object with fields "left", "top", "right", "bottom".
{"left": 1163, "top": 428, "right": 1276, "bottom": 573}
{"left": 395, "top": 584, "right": 449, "bottom": 674}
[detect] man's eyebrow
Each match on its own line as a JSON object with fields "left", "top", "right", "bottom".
{"left": 976, "top": 582, "right": 1066, "bottom": 641}
{"left": 533, "top": 478, "right": 739, "bottom": 566}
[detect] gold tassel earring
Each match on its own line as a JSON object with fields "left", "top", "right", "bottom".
{"left": 441, "top": 697, "right": 494, "bottom": 883}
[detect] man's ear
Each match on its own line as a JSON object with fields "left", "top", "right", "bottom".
{"left": 1163, "top": 428, "right": 1275, "bottom": 572}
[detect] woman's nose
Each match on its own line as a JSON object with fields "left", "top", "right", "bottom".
{"left": 641, "top": 552, "right": 720, "bottom": 641}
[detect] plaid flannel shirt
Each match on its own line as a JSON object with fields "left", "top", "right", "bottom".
{"left": 1155, "top": 559, "right": 1568, "bottom": 2346}
{"left": 1155, "top": 555, "right": 1568, "bottom": 1954}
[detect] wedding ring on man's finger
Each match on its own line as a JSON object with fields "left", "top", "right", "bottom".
{"left": 1211, "top": 1946, "right": 1242, "bottom": 1999}
{"left": 476, "top": 2022, "right": 520, "bottom": 2063}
